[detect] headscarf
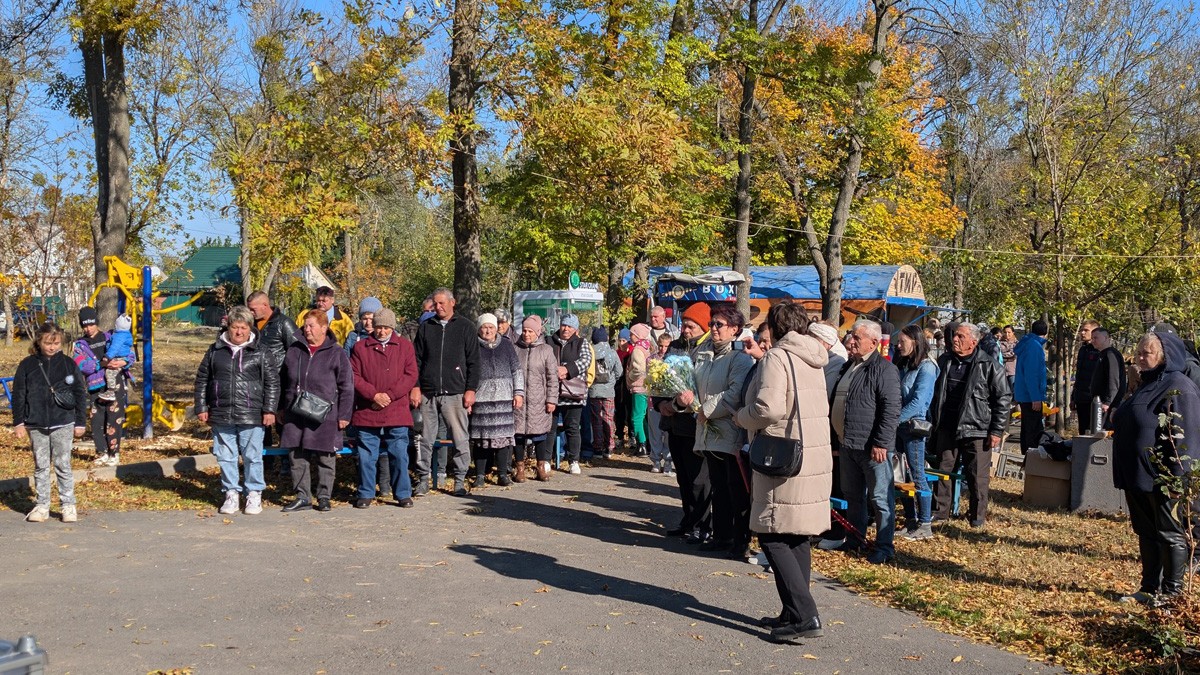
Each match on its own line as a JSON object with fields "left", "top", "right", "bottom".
{"left": 629, "top": 323, "right": 654, "bottom": 356}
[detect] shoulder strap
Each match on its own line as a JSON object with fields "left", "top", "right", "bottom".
{"left": 781, "top": 351, "right": 801, "bottom": 439}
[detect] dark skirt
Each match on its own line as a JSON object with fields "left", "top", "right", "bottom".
{"left": 470, "top": 398, "right": 515, "bottom": 448}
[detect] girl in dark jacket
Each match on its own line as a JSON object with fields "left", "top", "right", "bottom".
{"left": 194, "top": 306, "right": 281, "bottom": 516}
{"left": 12, "top": 322, "right": 89, "bottom": 522}
{"left": 279, "top": 311, "right": 354, "bottom": 512}
{"left": 1112, "top": 330, "right": 1200, "bottom": 604}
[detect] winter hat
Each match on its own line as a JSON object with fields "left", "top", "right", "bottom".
{"left": 561, "top": 314, "right": 580, "bottom": 330}
{"left": 591, "top": 326, "right": 608, "bottom": 344}
{"left": 78, "top": 307, "right": 98, "bottom": 328}
{"left": 419, "top": 310, "right": 436, "bottom": 323}
{"left": 477, "top": 313, "right": 498, "bottom": 329}
{"left": 618, "top": 328, "right": 631, "bottom": 341}
{"left": 681, "top": 303, "right": 711, "bottom": 330}
{"left": 358, "top": 296, "right": 383, "bottom": 317}
{"left": 523, "top": 315, "right": 544, "bottom": 332}
{"left": 808, "top": 323, "right": 839, "bottom": 348}
{"left": 374, "top": 308, "right": 397, "bottom": 329}
{"left": 115, "top": 314, "right": 133, "bottom": 332}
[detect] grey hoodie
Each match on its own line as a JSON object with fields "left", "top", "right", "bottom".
{"left": 587, "top": 341, "right": 623, "bottom": 399}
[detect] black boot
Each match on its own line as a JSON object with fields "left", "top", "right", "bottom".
{"left": 496, "top": 446, "right": 513, "bottom": 486}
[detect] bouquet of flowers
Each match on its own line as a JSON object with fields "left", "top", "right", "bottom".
{"left": 646, "top": 354, "right": 699, "bottom": 411}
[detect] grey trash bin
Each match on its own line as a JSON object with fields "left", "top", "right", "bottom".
{"left": 0, "top": 635, "right": 47, "bottom": 675}
{"left": 1070, "top": 436, "right": 1127, "bottom": 515}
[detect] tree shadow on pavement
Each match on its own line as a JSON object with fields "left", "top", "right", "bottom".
{"left": 450, "top": 543, "right": 762, "bottom": 637}
{"left": 589, "top": 473, "right": 681, "bottom": 500}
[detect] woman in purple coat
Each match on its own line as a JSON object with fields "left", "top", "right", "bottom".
{"left": 280, "top": 311, "right": 355, "bottom": 513}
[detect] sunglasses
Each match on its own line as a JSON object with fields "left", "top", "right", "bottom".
{"left": 709, "top": 321, "right": 730, "bottom": 329}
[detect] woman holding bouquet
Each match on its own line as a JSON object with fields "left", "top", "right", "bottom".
{"left": 693, "top": 306, "right": 755, "bottom": 559}
{"left": 655, "top": 303, "right": 713, "bottom": 544}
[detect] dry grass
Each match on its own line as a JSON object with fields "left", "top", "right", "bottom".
{"left": 2, "top": 328, "right": 1199, "bottom": 671}
{"left": 813, "top": 478, "right": 1200, "bottom": 673}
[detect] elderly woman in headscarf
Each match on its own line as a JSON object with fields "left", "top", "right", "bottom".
{"left": 470, "top": 313, "right": 525, "bottom": 488}
{"left": 624, "top": 323, "right": 655, "bottom": 456}
{"left": 1112, "top": 330, "right": 1200, "bottom": 605}
{"left": 513, "top": 315, "right": 560, "bottom": 481}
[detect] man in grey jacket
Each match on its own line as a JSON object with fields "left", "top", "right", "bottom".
{"left": 830, "top": 320, "right": 902, "bottom": 564}
{"left": 929, "top": 323, "right": 1012, "bottom": 528}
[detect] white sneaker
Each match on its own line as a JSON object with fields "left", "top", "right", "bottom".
{"left": 664, "top": 469, "right": 676, "bottom": 477}
{"left": 93, "top": 454, "right": 110, "bottom": 466}
{"left": 61, "top": 504, "right": 77, "bottom": 523}
{"left": 244, "top": 491, "right": 263, "bottom": 515}
{"left": 816, "top": 537, "right": 846, "bottom": 551}
{"left": 650, "top": 460, "right": 662, "bottom": 473}
{"left": 219, "top": 491, "right": 240, "bottom": 514}
{"left": 25, "top": 504, "right": 50, "bottom": 523}
{"left": 569, "top": 461, "right": 581, "bottom": 475}
{"left": 104, "top": 454, "right": 119, "bottom": 467}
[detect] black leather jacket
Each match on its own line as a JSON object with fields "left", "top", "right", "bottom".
{"left": 930, "top": 348, "right": 1012, "bottom": 440}
{"left": 256, "top": 308, "right": 298, "bottom": 368}
{"left": 194, "top": 334, "right": 281, "bottom": 426}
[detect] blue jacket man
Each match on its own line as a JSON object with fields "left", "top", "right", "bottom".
{"left": 1013, "top": 321, "right": 1048, "bottom": 452}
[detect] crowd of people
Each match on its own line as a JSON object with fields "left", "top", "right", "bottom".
{"left": 10, "top": 286, "right": 1200, "bottom": 632}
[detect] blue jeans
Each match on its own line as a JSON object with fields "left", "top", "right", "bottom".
{"left": 358, "top": 426, "right": 411, "bottom": 499}
{"left": 898, "top": 431, "right": 932, "bottom": 526}
{"left": 212, "top": 424, "right": 266, "bottom": 494}
{"left": 840, "top": 447, "right": 896, "bottom": 555}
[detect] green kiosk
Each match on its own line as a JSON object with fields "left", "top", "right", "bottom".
{"left": 512, "top": 271, "right": 604, "bottom": 333}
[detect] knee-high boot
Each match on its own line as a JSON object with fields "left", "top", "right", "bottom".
{"left": 497, "top": 445, "right": 513, "bottom": 486}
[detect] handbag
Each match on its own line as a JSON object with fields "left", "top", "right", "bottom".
{"left": 901, "top": 418, "right": 933, "bottom": 438}
{"left": 287, "top": 355, "right": 333, "bottom": 424}
{"left": 38, "top": 360, "right": 76, "bottom": 410}
{"left": 748, "top": 352, "right": 805, "bottom": 478}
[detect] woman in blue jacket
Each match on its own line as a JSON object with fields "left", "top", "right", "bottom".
{"left": 894, "top": 325, "right": 939, "bottom": 541}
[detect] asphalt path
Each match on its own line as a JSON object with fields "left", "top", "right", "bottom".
{"left": 3, "top": 458, "right": 1061, "bottom": 674}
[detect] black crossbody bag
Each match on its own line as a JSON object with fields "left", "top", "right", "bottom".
{"left": 748, "top": 352, "right": 804, "bottom": 478}
{"left": 288, "top": 352, "right": 333, "bottom": 424}
{"left": 38, "top": 359, "right": 76, "bottom": 410}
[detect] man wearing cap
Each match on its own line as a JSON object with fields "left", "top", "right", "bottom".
{"left": 72, "top": 307, "right": 130, "bottom": 467}
{"left": 411, "top": 288, "right": 480, "bottom": 496}
{"left": 656, "top": 302, "right": 714, "bottom": 543}
{"left": 587, "top": 326, "right": 623, "bottom": 460}
{"left": 344, "top": 297, "right": 383, "bottom": 354}
{"left": 549, "top": 314, "right": 593, "bottom": 474}
{"left": 808, "top": 323, "right": 847, "bottom": 397}
{"left": 351, "top": 308, "right": 419, "bottom": 508}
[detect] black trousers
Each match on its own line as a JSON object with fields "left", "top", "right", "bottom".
{"left": 1018, "top": 402, "right": 1044, "bottom": 453}
{"left": 614, "top": 384, "right": 630, "bottom": 443}
{"left": 559, "top": 407, "right": 584, "bottom": 462}
{"left": 1126, "top": 488, "right": 1188, "bottom": 595}
{"left": 1075, "top": 390, "right": 1096, "bottom": 435}
{"left": 931, "top": 435, "right": 990, "bottom": 523}
{"left": 668, "top": 432, "right": 711, "bottom": 533}
{"left": 704, "top": 451, "right": 751, "bottom": 548}
{"left": 758, "top": 533, "right": 819, "bottom": 623}
{"left": 290, "top": 449, "right": 335, "bottom": 502}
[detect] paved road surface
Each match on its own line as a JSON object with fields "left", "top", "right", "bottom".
{"left": 4, "top": 460, "right": 1061, "bottom": 673}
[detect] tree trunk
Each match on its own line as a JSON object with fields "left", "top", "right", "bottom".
{"left": 813, "top": 2, "right": 895, "bottom": 324}
{"left": 605, "top": 223, "right": 625, "bottom": 331}
{"left": 343, "top": 229, "right": 355, "bottom": 302}
{"left": 3, "top": 295, "right": 11, "bottom": 347}
{"left": 262, "top": 255, "right": 282, "bottom": 295}
{"left": 83, "top": 28, "right": 131, "bottom": 326}
{"left": 239, "top": 207, "right": 252, "bottom": 298}
{"left": 449, "top": 0, "right": 482, "bottom": 320}
{"left": 633, "top": 251, "right": 650, "bottom": 323}
{"left": 731, "top": 0, "right": 757, "bottom": 320}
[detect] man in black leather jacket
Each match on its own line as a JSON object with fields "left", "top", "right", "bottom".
{"left": 929, "top": 323, "right": 1012, "bottom": 528}
{"left": 248, "top": 291, "right": 299, "bottom": 367}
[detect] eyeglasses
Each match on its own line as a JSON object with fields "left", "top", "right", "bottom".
{"left": 709, "top": 321, "right": 729, "bottom": 329}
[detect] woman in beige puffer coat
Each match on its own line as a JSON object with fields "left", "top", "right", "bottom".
{"left": 734, "top": 303, "right": 831, "bottom": 643}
